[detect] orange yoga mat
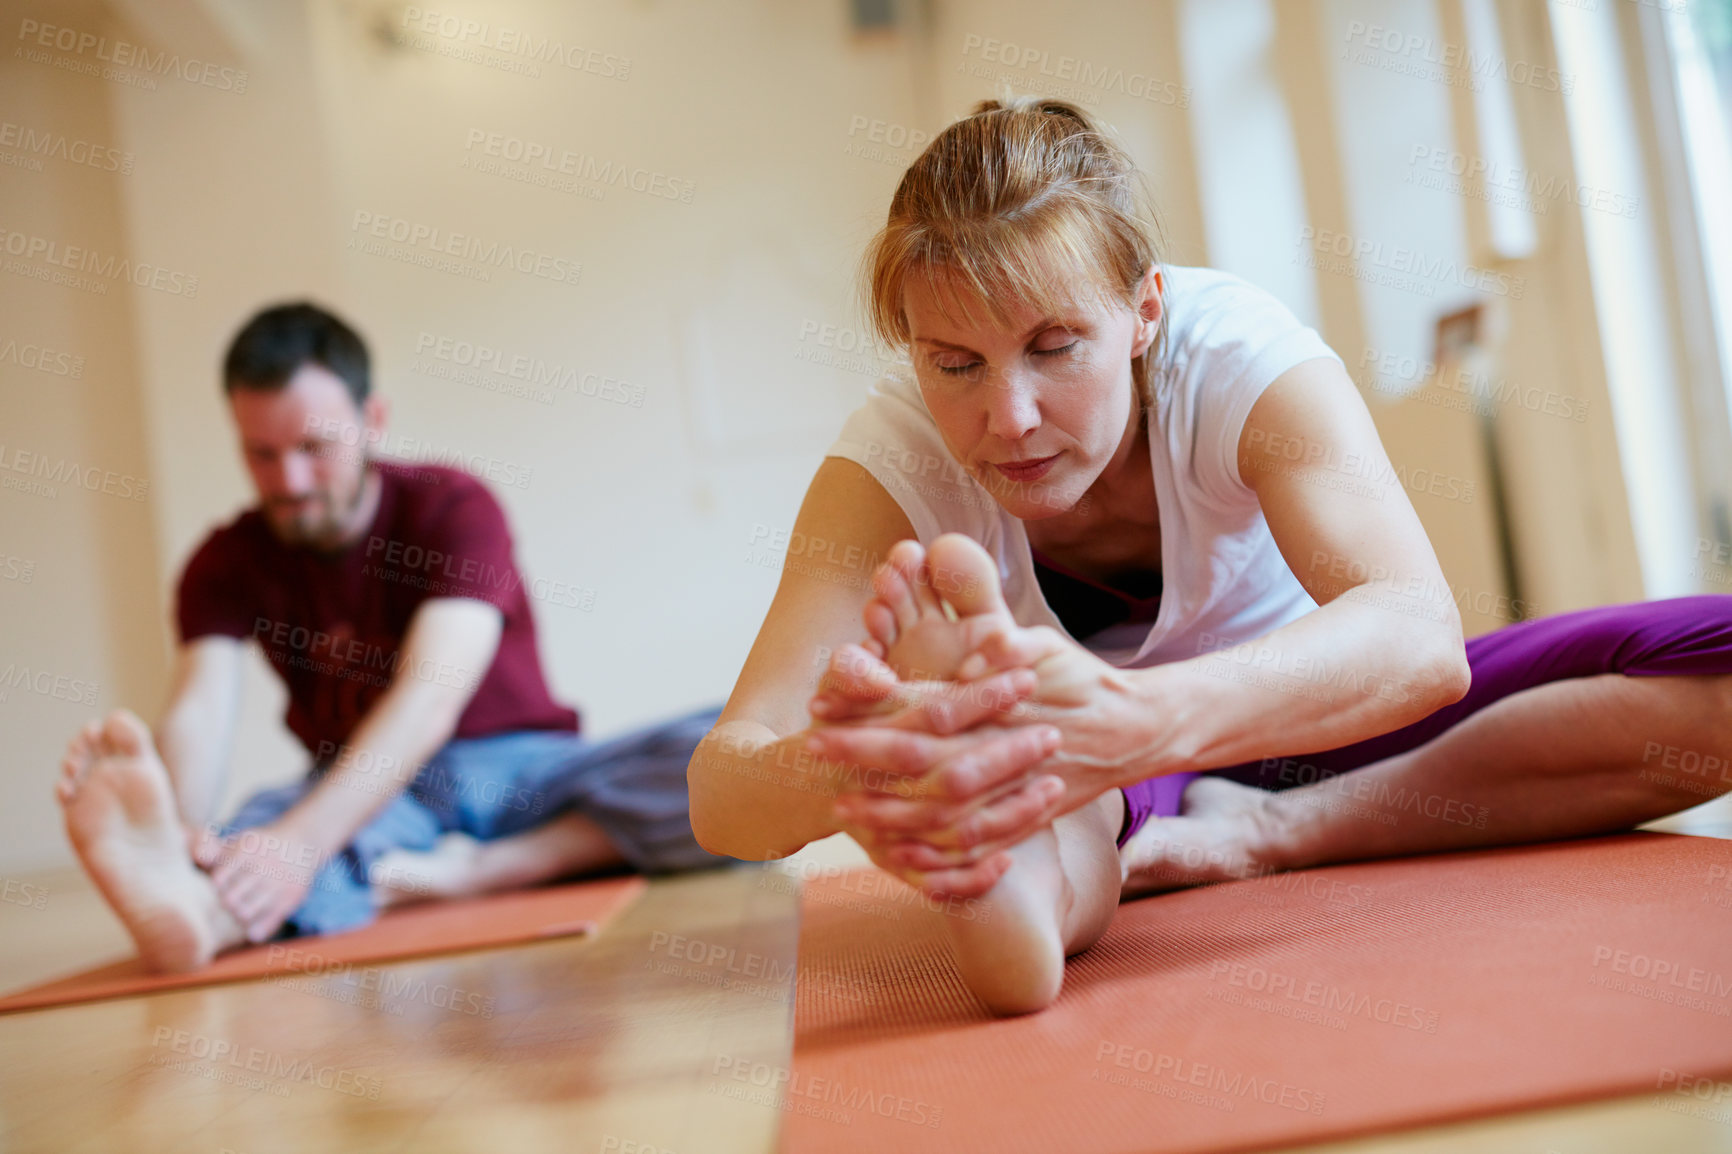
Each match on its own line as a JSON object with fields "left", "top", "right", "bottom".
{"left": 786, "top": 832, "right": 1732, "bottom": 1153}
{"left": 0, "top": 873, "right": 646, "bottom": 1014}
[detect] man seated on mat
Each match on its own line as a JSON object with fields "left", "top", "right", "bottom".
{"left": 55, "top": 301, "right": 728, "bottom": 973}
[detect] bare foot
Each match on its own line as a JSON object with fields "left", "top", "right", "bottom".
{"left": 57, "top": 711, "right": 245, "bottom": 972}
{"left": 1119, "top": 775, "right": 1283, "bottom": 898}
{"left": 948, "top": 829, "right": 1067, "bottom": 1015}
{"left": 855, "top": 537, "right": 1129, "bottom": 1013}
{"left": 943, "top": 794, "right": 1124, "bottom": 1015}
{"left": 369, "top": 833, "right": 484, "bottom": 908}
{"left": 369, "top": 812, "right": 632, "bottom": 910}
{"left": 867, "top": 534, "right": 1129, "bottom": 731}
{"left": 864, "top": 534, "right": 1019, "bottom": 682}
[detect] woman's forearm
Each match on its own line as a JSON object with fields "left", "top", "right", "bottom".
{"left": 1124, "top": 589, "right": 1470, "bottom": 784}
{"left": 805, "top": 584, "right": 1471, "bottom": 860}
{"left": 688, "top": 720, "right": 846, "bottom": 861}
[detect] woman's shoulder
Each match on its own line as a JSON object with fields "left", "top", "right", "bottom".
{"left": 1158, "top": 264, "right": 1338, "bottom": 381}
{"left": 827, "top": 364, "right": 1002, "bottom": 542}
{"left": 1160, "top": 265, "right": 1306, "bottom": 342}
{"left": 1152, "top": 265, "right": 1343, "bottom": 504}
{"left": 832, "top": 363, "right": 946, "bottom": 457}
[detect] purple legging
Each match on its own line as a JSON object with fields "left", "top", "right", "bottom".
{"left": 1116, "top": 595, "right": 1732, "bottom": 847}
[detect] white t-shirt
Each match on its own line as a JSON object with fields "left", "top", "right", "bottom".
{"left": 825, "top": 264, "right": 1344, "bottom": 669}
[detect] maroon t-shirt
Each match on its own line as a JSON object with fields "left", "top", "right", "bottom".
{"left": 176, "top": 462, "right": 579, "bottom": 757}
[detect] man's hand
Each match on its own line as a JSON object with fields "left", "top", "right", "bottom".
{"left": 193, "top": 819, "right": 325, "bottom": 942}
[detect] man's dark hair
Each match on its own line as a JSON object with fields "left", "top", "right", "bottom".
{"left": 223, "top": 301, "right": 370, "bottom": 406}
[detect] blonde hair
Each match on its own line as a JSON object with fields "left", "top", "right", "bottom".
{"left": 861, "top": 93, "right": 1166, "bottom": 404}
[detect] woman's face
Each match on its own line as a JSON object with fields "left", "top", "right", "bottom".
{"left": 904, "top": 264, "right": 1163, "bottom": 520}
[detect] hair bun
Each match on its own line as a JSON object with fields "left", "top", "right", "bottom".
{"left": 1032, "top": 99, "right": 1090, "bottom": 125}
{"left": 968, "top": 93, "right": 1094, "bottom": 131}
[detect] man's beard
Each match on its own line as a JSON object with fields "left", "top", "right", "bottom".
{"left": 266, "top": 474, "right": 368, "bottom": 550}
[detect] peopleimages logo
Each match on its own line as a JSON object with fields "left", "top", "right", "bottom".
{"left": 149, "top": 1027, "right": 381, "bottom": 1098}
{"left": 347, "top": 211, "right": 582, "bottom": 286}
{"left": 1340, "top": 20, "right": 1573, "bottom": 94}
{"left": 959, "top": 34, "right": 1190, "bottom": 107}
{"left": 398, "top": 8, "right": 631, "bottom": 80}
{"left": 0, "top": 227, "right": 199, "bottom": 296}
{"left": 0, "top": 335, "right": 84, "bottom": 378}
{"left": 0, "top": 443, "right": 150, "bottom": 500}
{"left": 1093, "top": 1041, "right": 1326, "bottom": 1115}
{"left": 708, "top": 1054, "right": 945, "bottom": 1128}
{"left": 1405, "top": 145, "right": 1638, "bottom": 219}
{"left": 0, "top": 664, "right": 98, "bottom": 706}
{"left": 413, "top": 331, "right": 644, "bottom": 406}
{"left": 16, "top": 19, "right": 249, "bottom": 92}
{"left": 1296, "top": 227, "right": 1524, "bottom": 299}
{"left": 463, "top": 129, "right": 695, "bottom": 204}
{"left": 0, "top": 120, "right": 133, "bottom": 174}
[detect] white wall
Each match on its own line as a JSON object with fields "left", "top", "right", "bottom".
{"left": 0, "top": 0, "right": 166, "bottom": 872}
{"left": 0, "top": 0, "right": 1694, "bottom": 873}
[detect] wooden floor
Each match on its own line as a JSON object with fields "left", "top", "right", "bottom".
{"left": 0, "top": 866, "right": 799, "bottom": 1154}
{"left": 2, "top": 796, "right": 1728, "bottom": 1154}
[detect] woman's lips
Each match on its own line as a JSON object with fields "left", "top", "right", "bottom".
{"left": 992, "top": 454, "right": 1059, "bottom": 483}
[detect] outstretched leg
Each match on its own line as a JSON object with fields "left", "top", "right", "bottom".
{"left": 370, "top": 811, "right": 628, "bottom": 908}
{"left": 1123, "top": 672, "right": 1732, "bottom": 893}
{"left": 861, "top": 533, "right": 1125, "bottom": 1014}
{"left": 1264, "top": 671, "right": 1732, "bottom": 870}
{"left": 1123, "top": 596, "right": 1732, "bottom": 893}
{"left": 57, "top": 710, "right": 247, "bottom": 972}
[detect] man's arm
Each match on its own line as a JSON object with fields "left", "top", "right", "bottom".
{"left": 285, "top": 597, "right": 503, "bottom": 850}
{"left": 203, "top": 597, "right": 503, "bottom": 940}
{"left": 155, "top": 636, "right": 244, "bottom": 830}
{"left": 164, "top": 525, "right": 251, "bottom": 830}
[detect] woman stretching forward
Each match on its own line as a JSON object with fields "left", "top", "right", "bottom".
{"left": 689, "top": 95, "right": 1732, "bottom": 1015}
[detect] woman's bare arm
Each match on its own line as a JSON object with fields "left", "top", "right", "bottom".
{"left": 1143, "top": 353, "right": 1472, "bottom": 772}
{"left": 817, "top": 356, "right": 1475, "bottom": 874}
{"left": 688, "top": 457, "right": 921, "bottom": 860}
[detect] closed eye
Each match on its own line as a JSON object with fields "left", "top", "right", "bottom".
{"left": 934, "top": 341, "right": 1077, "bottom": 375}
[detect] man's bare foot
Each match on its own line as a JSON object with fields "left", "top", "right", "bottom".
{"left": 56, "top": 711, "right": 246, "bottom": 972}
{"left": 864, "top": 534, "right": 1019, "bottom": 682}
{"left": 370, "top": 813, "right": 630, "bottom": 910}
{"left": 369, "top": 833, "right": 484, "bottom": 908}
{"left": 1119, "top": 775, "right": 1285, "bottom": 898}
